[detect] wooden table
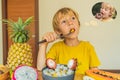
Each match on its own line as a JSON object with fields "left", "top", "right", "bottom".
{"left": 38, "top": 71, "right": 84, "bottom": 80}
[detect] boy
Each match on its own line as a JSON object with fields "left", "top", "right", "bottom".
{"left": 100, "top": 2, "right": 116, "bottom": 21}
{"left": 37, "top": 7, "right": 101, "bottom": 74}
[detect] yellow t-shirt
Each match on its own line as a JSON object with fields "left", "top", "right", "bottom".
{"left": 46, "top": 41, "right": 101, "bottom": 74}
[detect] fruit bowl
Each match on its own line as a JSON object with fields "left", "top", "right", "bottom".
{"left": 0, "top": 65, "right": 9, "bottom": 80}
{"left": 42, "top": 64, "right": 75, "bottom": 80}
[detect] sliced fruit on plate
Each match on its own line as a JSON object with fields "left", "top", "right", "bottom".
{"left": 46, "top": 58, "right": 56, "bottom": 69}
{"left": 12, "top": 65, "right": 38, "bottom": 80}
{"left": 86, "top": 69, "right": 120, "bottom": 80}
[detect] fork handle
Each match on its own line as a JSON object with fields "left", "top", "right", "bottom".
{"left": 38, "top": 39, "right": 47, "bottom": 44}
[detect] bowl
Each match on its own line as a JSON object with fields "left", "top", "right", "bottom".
{"left": 42, "top": 64, "right": 75, "bottom": 80}
{"left": 0, "top": 65, "right": 9, "bottom": 80}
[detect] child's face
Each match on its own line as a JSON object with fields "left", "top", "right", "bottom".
{"left": 57, "top": 11, "right": 80, "bottom": 39}
{"left": 100, "top": 3, "right": 111, "bottom": 19}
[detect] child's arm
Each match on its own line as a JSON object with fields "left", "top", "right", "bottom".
{"left": 37, "top": 32, "right": 57, "bottom": 71}
{"left": 37, "top": 43, "right": 47, "bottom": 71}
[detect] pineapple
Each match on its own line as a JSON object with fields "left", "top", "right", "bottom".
{"left": 3, "top": 17, "right": 33, "bottom": 71}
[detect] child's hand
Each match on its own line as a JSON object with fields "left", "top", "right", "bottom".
{"left": 42, "top": 32, "right": 57, "bottom": 44}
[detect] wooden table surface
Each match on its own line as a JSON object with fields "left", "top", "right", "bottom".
{"left": 38, "top": 71, "right": 84, "bottom": 80}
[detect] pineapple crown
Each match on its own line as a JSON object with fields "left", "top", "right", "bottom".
{"left": 2, "top": 16, "right": 33, "bottom": 43}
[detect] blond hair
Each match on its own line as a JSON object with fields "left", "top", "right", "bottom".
{"left": 52, "top": 7, "right": 80, "bottom": 31}
{"left": 101, "top": 2, "right": 116, "bottom": 17}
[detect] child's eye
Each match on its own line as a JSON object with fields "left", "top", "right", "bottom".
{"left": 61, "top": 20, "right": 66, "bottom": 24}
{"left": 72, "top": 17, "right": 75, "bottom": 20}
{"left": 105, "top": 8, "right": 109, "bottom": 11}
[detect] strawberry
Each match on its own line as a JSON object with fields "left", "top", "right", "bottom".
{"left": 46, "top": 58, "right": 56, "bottom": 69}
{"left": 67, "top": 58, "right": 77, "bottom": 70}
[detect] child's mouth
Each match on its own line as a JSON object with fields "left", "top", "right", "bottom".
{"left": 60, "top": 28, "right": 75, "bottom": 38}
{"left": 70, "top": 28, "right": 75, "bottom": 33}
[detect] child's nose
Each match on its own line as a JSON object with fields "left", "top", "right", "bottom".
{"left": 68, "top": 19, "right": 73, "bottom": 25}
{"left": 101, "top": 9, "right": 106, "bottom": 14}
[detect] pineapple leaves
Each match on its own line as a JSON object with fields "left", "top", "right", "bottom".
{"left": 14, "top": 31, "right": 29, "bottom": 43}
{"left": 2, "top": 16, "right": 33, "bottom": 30}
{"left": 10, "top": 32, "right": 18, "bottom": 39}
{"left": 17, "top": 17, "right": 23, "bottom": 30}
{"left": 22, "top": 16, "right": 33, "bottom": 29}
{"left": 2, "top": 19, "right": 19, "bottom": 31}
{"left": 2, "top": 16, "right": 33, "bottom": 43}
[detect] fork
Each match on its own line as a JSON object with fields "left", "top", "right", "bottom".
{"left": 38, "top": 28, "right": 75, "bottom": 44}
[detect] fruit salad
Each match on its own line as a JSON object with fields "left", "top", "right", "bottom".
{"left": 43, "top": 58, "right": 77, "bottom": 77}
{"left": 43, "top": 64, "right": 74, "bottom": 77}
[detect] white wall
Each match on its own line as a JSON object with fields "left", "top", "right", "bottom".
{"left": 39, "top": 0, "right": 120, "bottom": 69}
{"left": 0, "top": 0, "right": 3, "bottom": 64}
